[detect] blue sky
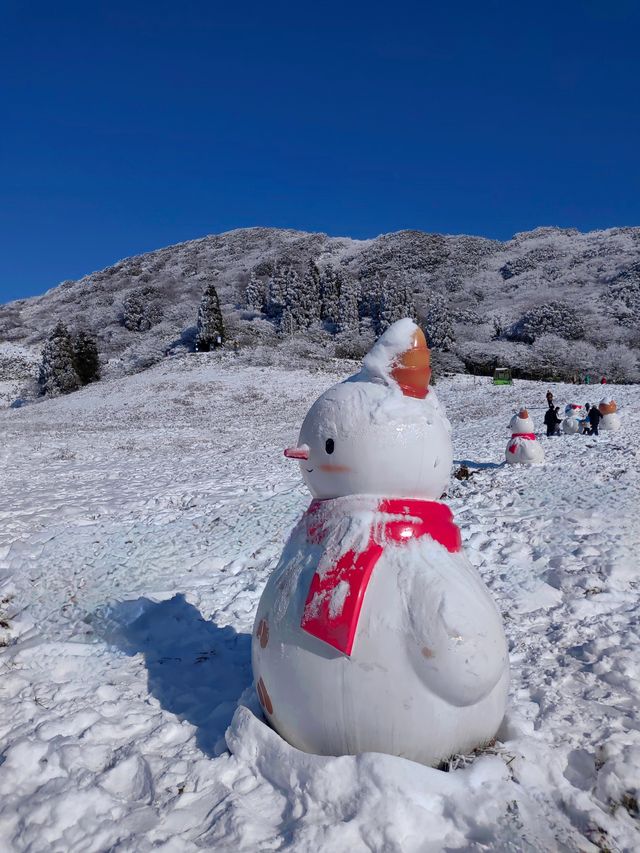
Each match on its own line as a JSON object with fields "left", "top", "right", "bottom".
{"left": 1, "top": 0, "right": 639, "bottom": 302}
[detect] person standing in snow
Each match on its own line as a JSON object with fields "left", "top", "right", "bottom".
{"left": 546, "top": 390, "right": 554, "bottom": 409}
{"left": 544, "top": 406, "right": 561, "bottom": 436}
{"left": 554, "top": 406, "right": 562, "bottom": 434}
{"left": 587, "top": 404, "right": 601, "bottom": 436}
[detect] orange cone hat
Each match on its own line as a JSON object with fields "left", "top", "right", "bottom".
{"left": 390, "top": 327, "right": 431, "bottom": 399}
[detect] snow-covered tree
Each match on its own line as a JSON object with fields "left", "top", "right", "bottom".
{"left": 419, "top": 293, "right": 455, "bottom": 351}
{"left": 196, "top": 280, "right": 225, "bottom": 351}
{"left": 279, "top": 267, "right": 304, "bottom": 334}
{"left": 360, "top": 273, "right": 384, "bottom": 333}
{"left": 265, "top": 261, "right": 291, "bottom": 322}
{"left": 566, "top": 340, "right": 598, "bottom": 377}
{"left": 506, "top": 301, "right": 585, "bottom": 344}
{"left": 600, "top": 343, "right": 639, "bottom": 382}
{"left": 38, "top": 322, "right": 81, "bottom": 396}
{"left": 532, "top": 334, "right": 570, "bottom": 378}
{"left": 245, "top": 271, "right": 267, "bottom": 313}
{"left": 73, "top": 331, "right": 100, "bottom": 385}
{"left": 320, "top": 264, "right": 341, "bottom": 328}
{"left": 301, "top": 259, "right": 322, "bottom": 325}
{"left": 378, "top": 275, "right": 416, "bottom": 333}
{"left": 122, "top": 287, "right": 163, "bottom": 332}
{"left": 337, "top": 274, "right": 360, "bottom": 334}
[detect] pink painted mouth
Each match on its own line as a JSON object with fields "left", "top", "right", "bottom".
{"left": 284, "top": 445, "right": 309, "bottom": 460}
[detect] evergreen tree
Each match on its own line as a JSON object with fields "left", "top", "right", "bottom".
{"left": 122, "top": 286, "right": 162, "bottom": 331}
{"left": 337, "top": 274, "right": 360, "bottom": 334}
{"left": 245, "top": 271, "right": 267, "bottom": 313}
{"left": 421, "top": 293, "right": 455, "bottom": 351}
{"left": 377, "top": 275, "right": 416, "bottom": 333}
{"left": 265, "top": 260, "right": 289, "bottom": 322}
{"left": 364, "top": 273, "right": 385, "bottom": 334}
{"left": 320, "top": 263, "right": 341, "bottom": 328}
{"left": 38, "top": 322, "right": 81, "bottom": 396}
{"left": 279, "top": 267, "right": 304, "bottom": 334}
{"left": 196, "top": 280, "right": 225, "bottom": 351}
{"left": 72, "top": 331, "right": 100, "bottom": 385}
{"left": 301, "top": 259, "right": 322, "bottom": 325}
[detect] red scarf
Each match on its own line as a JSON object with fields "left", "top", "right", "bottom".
{"left": 300, "top": 498, "right": 461, "bottom": 656}
{"left": 508, "top": 432, "right": 537, "bottom": 453}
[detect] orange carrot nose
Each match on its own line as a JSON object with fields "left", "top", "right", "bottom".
{"left": 284, "top": 445, "right": 309, "bottom": 460}
{"left": 391, "top": 328, "right": 431, "bottom": 399}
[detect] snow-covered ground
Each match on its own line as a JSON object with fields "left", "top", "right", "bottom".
{"left": 0, "top": 356, "right": 638, "bottom": 852}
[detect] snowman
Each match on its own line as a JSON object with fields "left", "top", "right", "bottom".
{"left": 562, "top": 403, "right": 585, "bottom": 435}
{"left": 599, "top": 397, "right": 620, "bottom": 431}
{"left": 505, "top": 408, "right": 544, "bottom": 464}
{"left": 252, "top": 319, "right": 509, "bottom": 768}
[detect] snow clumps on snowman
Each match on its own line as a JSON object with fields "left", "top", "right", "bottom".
{"left": 252, "top": 318, "right": 509, "bottom": 768}
{"left": 598, "top": 397, "right": 620, "bottom": 431}
{"left": 505, "top": 408, "right": 544, "bottom": 464}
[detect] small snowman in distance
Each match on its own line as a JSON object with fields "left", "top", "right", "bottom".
{"left": 252, "top": 319, "right": 509, "bottom": 768}
{"left": 599, "top": 397, "right": 620, "bottom": 431}
{"left": 505, "top": 408, "right": 544, "bottom": 464}
{"left": 562, "top": 404, "right": 585, "bottom": 435}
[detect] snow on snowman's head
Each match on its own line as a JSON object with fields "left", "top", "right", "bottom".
{"left": 285, "top": 319, "right": 453, "bottom": 500}
{"left": 509, "top": 408, "right": 535, "bottom": 433}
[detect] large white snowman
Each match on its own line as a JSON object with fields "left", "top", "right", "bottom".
{"left": 599, "top": 397, "right": 620, "bottom": 431}
{"left": 505, "top": 408, "right": 544, "bottom": 464}
{"left": 252, "top": 319, "right": 509, "bottom": 767}
{"left": 562, "top": 403, "right": 585, "bottom": 435}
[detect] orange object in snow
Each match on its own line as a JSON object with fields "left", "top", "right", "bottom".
{"left": 390, "top": 328, "right": 431, "bottom": 399}
{"left": 599, "top": 399, "right": 617, "bottom": 415}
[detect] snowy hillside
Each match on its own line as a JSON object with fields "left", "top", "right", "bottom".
{"left": 1, "top": 225, "right": 640, "bottom": 393}
{"left": 1, "top": 357, "right": 638, "bottom": 851}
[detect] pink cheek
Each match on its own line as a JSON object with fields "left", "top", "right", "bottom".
{"left": 319, "top": 464, "right": 351, "bottom": 473}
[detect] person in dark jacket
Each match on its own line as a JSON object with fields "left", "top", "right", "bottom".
{"left": 587, "top": 404, "right": 601, "bottom": 436}
{"left": 546, "top": 390, "right": 554, "bottom": 409}
{"left": 544, "top": 406, "right": 561, "bottom": 436}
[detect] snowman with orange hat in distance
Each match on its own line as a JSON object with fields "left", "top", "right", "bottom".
{"left": 598, "top": 397, "right": 620, "bottom": 431}
{"left": 505, "top": 408, "right": 545, "bottom": 465}
{"left": 251, "top": 318, "right": 509, "bottom": 768}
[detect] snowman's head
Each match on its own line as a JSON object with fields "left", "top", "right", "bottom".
{"left": 509, "top": 408, "right": 534, "bottom": 433}
{"left": 599, "top": 397, "right": 617, "bottom": 415}
{"left": 284, "top": 319, "right": 453, "bottom": 500}
{"left": 565, "top": 403, "right": 585, "bottom": 418}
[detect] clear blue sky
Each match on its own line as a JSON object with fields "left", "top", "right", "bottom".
{"left": 1, "top": 0, "right": 639, "bottom": 302}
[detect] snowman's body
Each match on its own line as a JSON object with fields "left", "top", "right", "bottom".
{"left": 599, "top": 397, "right": 620, "bottom": 432}
{"left": 563, "top": 404, "right": 585, "bottom": 435}
{"left": 252, "top": 319, "right": 509, "bottom": 766}
{"left": 600, "top": 413, "right": 620, "bottom": 431}
{"left": 505, "top": 411, "right": 544, "bottom": 464}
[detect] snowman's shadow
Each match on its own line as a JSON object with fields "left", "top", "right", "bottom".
{"left": 95, "top": 593, "right": 252, "bottom": 756}
{"left": 454, "top": 458, "right": 505, "bottom": 470}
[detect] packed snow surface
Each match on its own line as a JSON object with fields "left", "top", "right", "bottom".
{"left": 0, "top": 355, "right": 639, "bottom": 852}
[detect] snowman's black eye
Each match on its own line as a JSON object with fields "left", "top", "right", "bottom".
{"left": 325, "top": 438, "right": 335, "bottom": 454}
